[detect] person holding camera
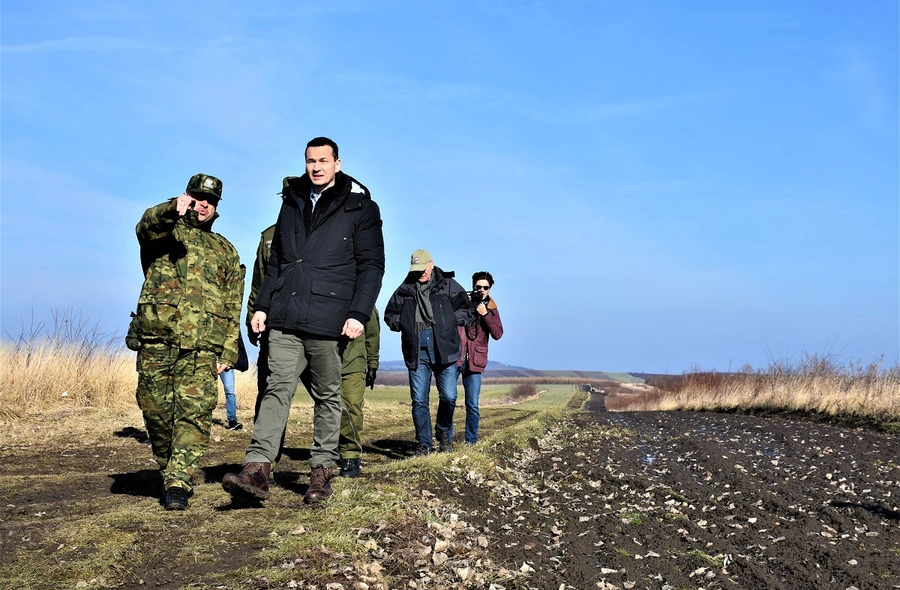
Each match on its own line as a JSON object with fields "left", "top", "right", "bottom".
{"left": 457, "top": 271, "right": 504, "bottom": 445}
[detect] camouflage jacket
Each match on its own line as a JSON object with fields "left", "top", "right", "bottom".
{"left": 247, "top": 223, "right": 379, "bottom": 374}
{"left": 128, "top": 199, "right": 245, "bottom": 366}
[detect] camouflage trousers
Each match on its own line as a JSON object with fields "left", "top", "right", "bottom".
{"left": 135, "top": 343, "right": 218, "bottom": 493}
{"left": 338, "top": 372, "right": 366, "bottom": 458}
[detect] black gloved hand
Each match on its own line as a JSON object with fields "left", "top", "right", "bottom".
{"left": 365, "top": 367, "right": 377, "bottom": 390}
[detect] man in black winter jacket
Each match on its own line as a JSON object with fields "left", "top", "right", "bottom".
{"left": 224, "top": 137, "right": 385, "bottom": 504}
{"left": 384, "top": 249, "right": 473, "bottom": 455}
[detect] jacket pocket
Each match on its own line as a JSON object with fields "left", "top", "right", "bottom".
{"left": 311, "top": 281, "right": 353, "bottom": 301}
{"left": 436, "top": 295, "right": 458, "bottom": 333}
{"left": 134, "top": 295, "right": 178, "bottom": 342}
{"left": 309, "top": 280, "right": 354, "bottom": 326}
{"left": 199, "top": 290, "right": 228, "bottom": 352}
{"left": 471, "top": 344, "right": 489, "bottom": 369}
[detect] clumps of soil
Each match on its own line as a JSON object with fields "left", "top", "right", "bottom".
{"left": 725, "top": 407, "right": 900, "bottom": 435}
{"left": 426, "top": 410, "right": 900, "bottom": 590}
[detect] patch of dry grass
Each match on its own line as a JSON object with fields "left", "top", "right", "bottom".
{"left": 0, "top": 338, "right": 135, "bottom": 415}
{"left": 0, "top": 311, "right": 260, "bottom": 419}
{"left": 616, "top": 353, "right": 900, "bottom": 428}
{"left": 0, "top": 311, "right": 137, "bottom": 417}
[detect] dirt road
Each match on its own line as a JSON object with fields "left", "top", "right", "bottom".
{"left": 432, "top": 410, "right": 900, "bottom": 589}
{"left": 2, "top": 407, "right": 898, "bottom": 589}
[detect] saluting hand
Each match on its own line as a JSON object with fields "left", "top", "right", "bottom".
{"left": 175, "top": 192, "right": 196, "bottom": 216}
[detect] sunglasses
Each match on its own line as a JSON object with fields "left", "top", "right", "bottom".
{"left": 473, "top": 285, "right": 491, "bottom": 291}
{"left": 191, "top": 194, "right": 220, "bottom": 206}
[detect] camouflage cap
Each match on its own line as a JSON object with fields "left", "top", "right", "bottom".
{"left": 186, "top": 173, "right": 223, "bottom": 200}
{"left": 409, "top": 249, "right": 433, "bottom": 271}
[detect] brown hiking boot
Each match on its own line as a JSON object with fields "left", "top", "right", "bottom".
{"left": 303, "top": 465, "right": 334, "bottom": 504}
{"left": 222, "top": 462, "right": 271, "bottom": 500}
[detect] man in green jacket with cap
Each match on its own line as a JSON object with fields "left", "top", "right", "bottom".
{"left": 127, "top": 173, "right": 244, "bottom": 511}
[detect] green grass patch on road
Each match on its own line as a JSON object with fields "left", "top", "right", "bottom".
{"left": 1, "top": 383, "right": 583, "bottom": 589}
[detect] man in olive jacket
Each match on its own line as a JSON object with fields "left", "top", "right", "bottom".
{"left": 384, "top": 250, "right": 473, "bottom": 455}
{"left": 224, "top": 137, "right": 384, "bottom": 504}
{"left": 127, "top": 173, "right": 244, "bottom": 511}
{"left": 337, "top": 307, "right": 380, "bottom": 477}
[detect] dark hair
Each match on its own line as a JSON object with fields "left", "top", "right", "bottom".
{"left": 472, "top": 271, "right": 494, "bottom": 288}
{"left": 306, "top": 136, "right": 339, "bottom": 160}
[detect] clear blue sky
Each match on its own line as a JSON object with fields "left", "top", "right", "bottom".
{"left": 2, "top": 1, "right": 897, "bottom": 373}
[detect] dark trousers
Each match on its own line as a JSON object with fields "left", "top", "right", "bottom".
{"left": 246, "top": 329, "right": 342, "bottom": 469}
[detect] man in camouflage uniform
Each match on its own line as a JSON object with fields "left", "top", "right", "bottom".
{"left": 245, "top": 222, "right": 380, "bottom": 479}
{"left": 127, "top": 173, "right": 244, "bottom": 511}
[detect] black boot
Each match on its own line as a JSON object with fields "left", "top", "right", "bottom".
{"left": 435, "top": 430, "right": 453, "bottom": 453}
{"left": 339, "top": 457, "right": 361, "bottom": 478}
{"left": 164, "top": 487, "right": 189, "bottom": 511}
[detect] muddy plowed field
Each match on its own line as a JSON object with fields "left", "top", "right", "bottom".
{"left": 431, "top": 410, "right": 900, "bottom": 589}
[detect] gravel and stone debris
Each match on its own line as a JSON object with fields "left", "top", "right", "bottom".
{"left": 425, "top": 411, "right": 900, "bottom": 589}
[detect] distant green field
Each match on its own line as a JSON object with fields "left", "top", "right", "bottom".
{"left": 364, "top": 383, "right": 577, "bottom": 411}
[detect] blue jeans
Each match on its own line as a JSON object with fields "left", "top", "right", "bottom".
{"left": 408, "top": 329, "right": 458, "bottom": 449}
{"left": 219, "top": 368, "right": 237, "bottom": 422}
{"left": 459, "top": 360, "right": 483, "bottom": 443}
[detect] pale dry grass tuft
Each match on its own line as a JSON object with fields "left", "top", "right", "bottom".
{"left": 0, "top": 339, "right": 136, "bottom": 415}
{"left": 0, "top": 310, "right": 259, "bottom": 416}
{"left": 0, "top": 343, "right": 261, "bottom": 416}
{"left": 623, "top": 354, "right": 900, "bottom": 425}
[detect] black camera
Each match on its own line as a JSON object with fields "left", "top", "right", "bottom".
{"left": 470, "top": 289, "right": 485, "bottom": 304}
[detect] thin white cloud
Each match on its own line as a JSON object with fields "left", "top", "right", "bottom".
{"left": 572, "top": 89, "right": 742, "bottom": 122}
{"left": 2, "top": 36, "right": 171, "bottom": 55}
{"left": 332, "top": 71, "right": 498, "bottom": 103}
{"left": 830, "top": 42, "right": 895, "bottom": 131}
{"left": 338, "top": 67, "right": 738, "bottom": 125}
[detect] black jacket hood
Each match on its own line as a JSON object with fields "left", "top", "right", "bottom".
{"left": 283, "top": 171, "right": 371, "bottom": 212}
